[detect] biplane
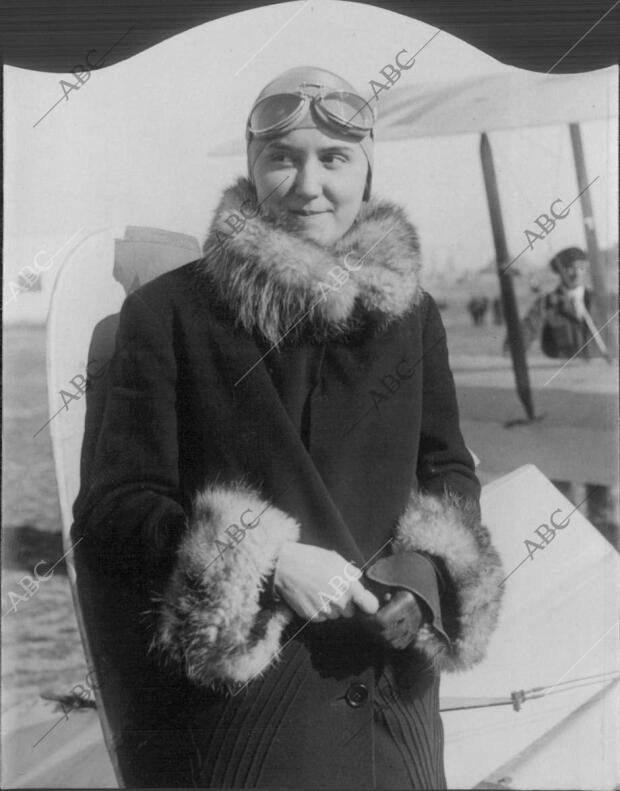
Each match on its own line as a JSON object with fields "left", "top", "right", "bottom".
{"left": 4, "top": 64, "right": 618, "bottom": 789}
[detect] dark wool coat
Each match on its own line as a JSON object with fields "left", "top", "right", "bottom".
{"left": 72, "top": 177, "right": 505, "bottom": 789}
{"left": 540, "top": 286, "right": 596, "bottom": 358}
{"left": 517, "top": 286, "right": 601, "bottom": 359}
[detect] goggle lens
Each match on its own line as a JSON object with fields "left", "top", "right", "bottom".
{"left": 249, "top": 94, "right": 305, "bottom": 134}
{"left": 248, "top": 90, "right": 375, "bottom": 137}
{"left": 320, "top": 91, "right": 375, "bottom": 130}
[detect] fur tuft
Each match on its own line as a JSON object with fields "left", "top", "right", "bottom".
{"left": 151, "top": 483, "right": 300, "bottom": 689}
{"left": 198, "top": 177, "right": 422, "bottom": 344}
{"left": 395, "top": 490, "right": 505, "bottom": 671}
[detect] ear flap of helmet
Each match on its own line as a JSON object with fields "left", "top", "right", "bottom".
{"left": 362, "top": 169, "right": 372, "bottom": 202}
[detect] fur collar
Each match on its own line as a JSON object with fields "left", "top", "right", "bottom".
{"left": 198, "top": 177, "right": 423, "bottom": 344}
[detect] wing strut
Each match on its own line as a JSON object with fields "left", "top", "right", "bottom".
{"left": 479, "top": 132, "right": 536, "bottom": 421}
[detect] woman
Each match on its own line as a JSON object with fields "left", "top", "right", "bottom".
{"left": 72, "top": 65, "right": 505, "bottom": 789}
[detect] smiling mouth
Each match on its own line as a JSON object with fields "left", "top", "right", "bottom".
{"left": 289, "top": 209, "right": 328, "bottom": 216}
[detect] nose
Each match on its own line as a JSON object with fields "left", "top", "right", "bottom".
{"left": 293, "top": 158, "right": 322, "bottom": 200}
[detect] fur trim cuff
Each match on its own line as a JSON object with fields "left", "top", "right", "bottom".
{"left": 151, "top": 484, "right": 300, "bottom": 689}
{"left": 394, "top": 490, "right": 505, "bottom": 671}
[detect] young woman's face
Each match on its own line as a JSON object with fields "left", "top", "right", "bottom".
{"left": 251, "top": 127, "right": 368, "bottom": 246}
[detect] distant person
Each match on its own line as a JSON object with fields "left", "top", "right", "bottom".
{"left": 506, "top": 247, "right": 606, "bottom": 359}
{"left": 467, "top": 296, "right": 489, "bottom": 326}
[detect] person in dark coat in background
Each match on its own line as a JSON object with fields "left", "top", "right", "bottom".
{"left": 467, "top": 296, "right": 489, "bottom": 326}
{"left": 72, "top": 66, "right": 505, "bottom": 789}
{"left": 508, "top": 247, "right": 605, "bottom": 359}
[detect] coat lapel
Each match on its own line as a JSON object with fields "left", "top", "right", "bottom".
{"left": 201, "top": 307, "right": 367, "bottom": 564}
{"left": 187, "top": 176, "right": 427, "bottom": 562}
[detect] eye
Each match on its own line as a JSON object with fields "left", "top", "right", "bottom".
{"left": 269, "top": 151, "right": 295, "bottom": 166}
{"left": 321, "top": 152, "right": 349, "bottom": 166}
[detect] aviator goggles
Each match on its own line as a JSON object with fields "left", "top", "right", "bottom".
{"left": 246, "top": 82, "right": 376, "bottom": 141}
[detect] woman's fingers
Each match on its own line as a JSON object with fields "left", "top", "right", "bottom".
{"left": 309, "top": 580, "right": 377, "bottom": 621}
{"left": 349, "top": 580, "right": 380, "bottom": 615}
{"left": 273, "top": 544, "right": 382, "bottom": 621}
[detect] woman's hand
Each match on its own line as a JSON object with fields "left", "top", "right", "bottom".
{"left": 357, "top": 589, "right": 424, "bottom": 651}
{"left": 273, "top": 543, "right": 380, "bottom": 622}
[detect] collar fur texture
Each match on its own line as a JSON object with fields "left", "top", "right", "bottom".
{"left": 199, "top": 177, "right": 423, "bottom": 345}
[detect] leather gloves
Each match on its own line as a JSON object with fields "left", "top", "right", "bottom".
{"left": 356, "top": 583, "right": 425, "bottom": 650}
{"left": 357, "top": 551, "right": 451, "bottom": 651}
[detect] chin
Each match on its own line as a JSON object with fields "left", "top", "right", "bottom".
{"left": 295, "top": 226, "right": 335, "bottom": 246}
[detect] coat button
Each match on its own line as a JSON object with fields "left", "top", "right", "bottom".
{"left": 345, "top": 682, "right": 369, "bottom": 708}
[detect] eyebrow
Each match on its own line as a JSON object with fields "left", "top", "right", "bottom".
{"left": 263, "top": 141, "right": 356, "bottom": 154}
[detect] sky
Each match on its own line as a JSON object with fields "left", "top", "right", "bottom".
{"left": 3, "top": 0, "right": 618, "bottom": 322}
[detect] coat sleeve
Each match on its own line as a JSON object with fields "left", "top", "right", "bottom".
{"left": 72, "top": 289, "right": 300, "bottom": 689}
{"left": 72, "top": 290, "right": 187, "bottom": 582}
{"left": 391, "top": 293, "right": 505, "bottom": 671}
